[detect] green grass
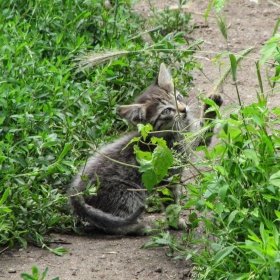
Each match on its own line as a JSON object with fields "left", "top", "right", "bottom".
{"left": 0, "top": 0, "right": 196, "bottom": 249}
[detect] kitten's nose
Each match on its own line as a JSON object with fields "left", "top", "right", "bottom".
{"left": 177, "top": 103, "right": 186, "bottom": 113}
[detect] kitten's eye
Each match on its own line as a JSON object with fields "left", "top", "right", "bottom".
{"left": 162, "top": 108, "right": 173, "bottom": 115}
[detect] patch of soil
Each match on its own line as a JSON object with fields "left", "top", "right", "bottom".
{"left": 1, "top": 1, "right": 279, "bottom": 279}
{"left": 0, "top": 231, "right": 190, "bottom": 280}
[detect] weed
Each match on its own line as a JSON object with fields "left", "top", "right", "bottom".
{"left": 144, "top": 36, "right": 280, "bottom": 278}
{"left": 20, "top": 266, "right": 59, "bottom": 280}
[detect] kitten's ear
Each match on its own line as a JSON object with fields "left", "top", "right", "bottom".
{"left": 117, "top": 104, "right": 146, "bottom": 125}
{"left": 157, "top": 63, "right": 174, "bottom": 93}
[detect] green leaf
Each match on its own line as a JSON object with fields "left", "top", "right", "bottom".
{"left": 205, "top": 201, "right": 214, "bottom": 210}
{"left": 259, "top": 223, "right": 268, "bottom": 246}
{"left": 20, "top": 273, "right": 34, "bottom": 280}
{"left": 269, "top": 171, "right": 280, "bottom": 187}
{"left": 260, "top": 37, "right": 279, "bottom": 65}
{"left": 227, "top": 210, "right": 238, "bottom": 226}
{"left": 142, "top": 169, "right": 158, "bottom": 193}
{"left": 183, "top": 200, "right": 197, "bottom": 208}
{"left": 138, "top": 163, "right": 152, "bottom": 173}
{"left": 50, "top": 247, "right": 68, "bottom": 256}
{"left": 270, "top": 266, "right": 280, "bottom": 280}
{"left": 0, "top": 206, "right": 12, "bottom": 213}
{"left": 213, "top": 245, "right": 235, "bottom": 264}
{"left": 213, "top": 0, "right": 227, "bottom": 13}
{"left": 275, "top": 210, "right": 280, "bottom": 219}
{"left": 243, "top": 149, "right": 259, "bottom": 165}
{"left": 273, "top": 225, "right": 279, "bottom": 247}
{"left": 160, "top": 187, "right": 173, "bottom": 197}
{"left": 141, "top": 241, "right": 162, "bottom": 249}
{"left": 123, "top": 137, "right": 141, "bottom": 150}
{"left": 137, "top": 123, "right": 153, "bottom": 141}
{"left": 134, "top": 145, "right": 152, "bottom": 166}
{"left": 165, "top": 204, "right": 182, "bottom": 229}
{"left": 32, "top": 266, "right": 39, "bottom": 279}
{"left": 218, "top": 184, "right": 229, "bottom": 202}
{"left": 57, "top": 143, "right": 71, "bottom": 162}
{"left": 152, "top": 146, "right": 173, "bottom": 179}
{"left": 41, "top": 267, "right": 49, "bottom": 280}
{"left": 0, "top": 187, "right": 10, "bottom": 205}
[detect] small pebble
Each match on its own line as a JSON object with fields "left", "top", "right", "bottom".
{"left": 8, "top": 268, "right": 16, "bottom": 273}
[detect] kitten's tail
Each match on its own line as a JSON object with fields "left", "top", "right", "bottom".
{"left": 69, "top": 197, "right": 146, "bottom": 235}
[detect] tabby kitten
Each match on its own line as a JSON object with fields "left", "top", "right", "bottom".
{"left": 68, "top": 63, "right": 222, "bottom": 235}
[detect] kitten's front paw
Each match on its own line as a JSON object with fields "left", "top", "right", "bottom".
{"left": 208, "top": 93, "right": 223, "bottom": 107}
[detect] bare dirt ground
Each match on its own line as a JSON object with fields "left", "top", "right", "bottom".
{"left": 1, "top": 1, "right": 279, "bottom": 279}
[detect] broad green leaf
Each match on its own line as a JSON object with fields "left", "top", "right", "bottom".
{"left": 213, "top": 245, "right": 235, "bottom": 264}
{"left": 260, "top": 37, "right": 279, "bottom": 65}
{"left": 227, "top": 210, "right": 238, "bottom": 226}
{"left": 138, "top": 163, "right": 152, "bottom": 173}
{"left": 160, "top": 187, "right": 173, "bottom": 197}
{"left": 134, "top": 145, "right": 152, "bottom": 165}
{"left": 183, "top": 200, "right": 197, "bottom": 208}
{"left": 219, "top": 125, "right": 241, "bottom": 139}
{"left": 243, "top": 149, "right": 259, "bottom": 165}
{"left": 270, "top": 266, "right": 280, "bottom": 280}
{"left": 142, "top": 169, "right": 158, "bottom": 193}
{"left": 248, "top": 235, "right": 262, "bottom": 243}
{"left": 275, "top": 210, "right": 280, "bottom": 219}
{"left": 218, "top": 184, "right": 229, "bottom": 202}
{"left": 0, "top": 206, "right": 12, "bottom": 213}
{"left": 152, "top": 146, "right": 173, "bottom": 179}
{"left": 137, "top": 123, "right": 153, "bottom": 141}
{"left": 269, "top": 171, "right": 280, "bottom": 187}
{"left": 165, "top": 204, "right": 182, "bottom": 229}
{"left": 151, "top": 136, "right": 167, "bottom": 148}
{"left": 249, "top": 258, "right": 266, "bottom": 264}
{"left": 205, "top": 201, "right": 214, "bottom": 210}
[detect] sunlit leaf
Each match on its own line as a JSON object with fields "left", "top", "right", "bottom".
{"left": 213, "top": 245, "right": 235, "bottom": 264}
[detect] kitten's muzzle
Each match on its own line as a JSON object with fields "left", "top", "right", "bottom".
{"left": 177, "top": 103, "right": 187, "bottom": 113}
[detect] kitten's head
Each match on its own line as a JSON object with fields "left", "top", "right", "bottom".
{"left": 117, "top": 63, "right": 189, "bottom": 132}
